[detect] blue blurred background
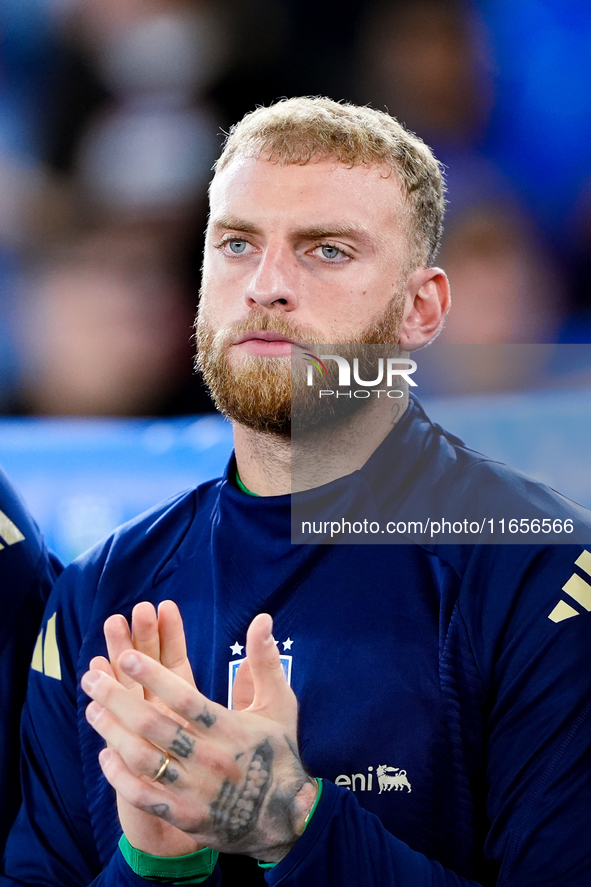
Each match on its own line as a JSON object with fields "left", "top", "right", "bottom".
{"left": 0, "top": 0, "right": 590, "bottom": 561}
{"left": 0, "top": 414, "right": 233, "bottom": 562}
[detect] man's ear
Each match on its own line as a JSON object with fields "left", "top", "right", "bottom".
{"left": 398, "top": 267, "right": 451, "bottom": 349}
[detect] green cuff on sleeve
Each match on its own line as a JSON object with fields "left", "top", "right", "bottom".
{"left": 119, "top": 835, "right": 219, "bottom": 884}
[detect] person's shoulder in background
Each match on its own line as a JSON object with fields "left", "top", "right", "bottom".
{"left": 0, "top": 463, "right": 63, "bottom": 853}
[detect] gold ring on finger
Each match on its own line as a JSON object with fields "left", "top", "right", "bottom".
{"left": 152, "top": 752, "right": 171, "bottom": 782}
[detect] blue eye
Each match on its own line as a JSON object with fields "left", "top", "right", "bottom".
{"left": 321, "top": 245, "right": 340, "bottom": 259}
{"left": 227, "top": 239, "right": 247, "bottom": 254}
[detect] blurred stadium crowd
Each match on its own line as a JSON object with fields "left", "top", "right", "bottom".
{"left": 1, "top": 0, "right": 590, "bottom": 416}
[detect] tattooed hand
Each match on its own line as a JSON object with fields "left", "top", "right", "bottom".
{"left": 82, "top": 613, "right": 317, "bottom": 862}
{"left": 86, "top": 601, "right": 205, "bottom": 857}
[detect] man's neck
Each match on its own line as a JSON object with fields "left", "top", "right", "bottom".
{"left": 233, "top": 395, "right": 409, "bottom": 497}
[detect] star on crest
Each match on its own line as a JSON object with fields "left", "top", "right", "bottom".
{"left": 282, "top": 638, "right": 293, "bottom": 651}
{"left": 230, "top": 642, "right": 244, "bottom": 656}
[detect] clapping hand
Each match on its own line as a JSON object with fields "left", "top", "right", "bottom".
{"left": 85, "top": 601, "right": 204, "bottom": 857}
{"left": 82, "top": 607, "right": 317, "bottom": 862}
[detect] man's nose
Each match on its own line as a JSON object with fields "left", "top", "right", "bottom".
{"left": 244, "top": 244, "right": 298, "bottom": 310}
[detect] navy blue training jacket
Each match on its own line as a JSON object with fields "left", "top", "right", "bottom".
{"left": 3, "top": 399, "right": 591, "bottom": 885}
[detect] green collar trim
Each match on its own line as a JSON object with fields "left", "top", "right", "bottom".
{"left": 236, "top": 470, "right": 260, "bottom": 497}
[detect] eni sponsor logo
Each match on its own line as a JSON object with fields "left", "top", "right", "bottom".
{"left": 335, "top": 765, "right": 412, "bottom": 794}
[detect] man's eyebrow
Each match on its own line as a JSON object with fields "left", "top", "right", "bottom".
{"left": 292, "top": 224, "right": 367, "bottom": 240}
{"left": 209, "top": 215, "right": 262, "bottom": 235}
{"left": 291, "top": 224, "right": 376, "bottom": 250}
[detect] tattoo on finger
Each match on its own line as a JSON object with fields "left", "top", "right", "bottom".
{"left": 169, "top": 727, "right": 195, "bottom": 759}
{"left": 150, "top": 803, "right": 170, "bottom": 819}
{"left": 194, "top": 706, "right": 216, "bottom": 729}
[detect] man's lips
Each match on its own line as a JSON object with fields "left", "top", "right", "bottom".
{"left": 233, "top": 331, "right": 301, "bottom": 345}
{"left": 232, "top": 331, "right": 307, "bottom": 356}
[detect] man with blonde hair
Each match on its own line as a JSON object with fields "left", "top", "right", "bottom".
{"left": 3, "top": 97, "right": 591, "bottom": 887}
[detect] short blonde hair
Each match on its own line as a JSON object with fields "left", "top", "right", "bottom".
{"left": 214, "top": 96, "right": 446, "bottom": 270}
